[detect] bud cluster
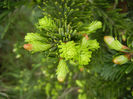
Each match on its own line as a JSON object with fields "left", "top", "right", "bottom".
{"left": 23, "top": 0, "right": 103, "bottom": 82}
{"left": 104, "top": 36, "right": 132, "bottom": 65}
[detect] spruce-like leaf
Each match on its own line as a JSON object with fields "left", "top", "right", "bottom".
{"left": 25, "top": 33, "right": 47, "bottom": 42}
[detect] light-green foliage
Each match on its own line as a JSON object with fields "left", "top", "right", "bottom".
{"left": 80, "top": 21, "right": 102, "bottom": 34}
{"left": 24, "top": 32, "right": 51, "bottom": 52}
{"left": 24, "top": 0, "right": 102, "bottom": 81}
{"left": 58, "top": 41, "right": 77, "bottom": 60}
{"left": 81, "top": 37, "right": 100, "bottom": 50}
{"left": 87, "top": 40, "right": 100, "bottom": 50}
{"left": 36, "top": 16, "right": 57, "bottom": 31}
{"left": 25, "top": 33, "right": 47, "bottom": 42}
{"left": 58, "top": 38, "right": 99, "bottom": 67}
{"left": 77, "top": 48, "right": 92, "bottom": 66}
{"left": 30, "top": 41, "right": 51, "bottom": 52}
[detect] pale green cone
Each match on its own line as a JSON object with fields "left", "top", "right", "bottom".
{"left": 56, "top": 59, "right": 69, "bottom": 82}
{"left": 104, "top": 36, "right": 125, "bottom": 51}
{"left": 113, "top": 54, "right": 131, "bottom": 65}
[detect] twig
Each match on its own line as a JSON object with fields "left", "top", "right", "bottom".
{"left": 58, "top": 87, "right": 79, "bottom": 99}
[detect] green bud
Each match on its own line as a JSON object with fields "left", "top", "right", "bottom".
{"left": 87, "top": 21, "right": 102, "bottom": 33}
{"left": 30, "top": 41, "right": 51, "bottom": 53}
{"left": 80, "top": 21, "right": 102, "bottom": 34}
{"left": 104, "top": 36, "right": 129, "bottom": 51}
{"left": 81, "top": 37, "right": 99, "bottom": 50}
{"left": 113, "top": 54, "right": 131, "bottom": 65}
{"left": 104, "top": 36, "right": 114, "bottom": 45}
{"left": 56, "top": 59, "right": 69, "bottom": 82}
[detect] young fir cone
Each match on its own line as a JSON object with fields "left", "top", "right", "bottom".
{"left": 113, "top": 54, "right": 131, "bottom": 65}
{"left": 56, "top": 59, "right": 69, "bottom": 82}
{"left": 104, "top": 36, "right": 129, "bottom": 51}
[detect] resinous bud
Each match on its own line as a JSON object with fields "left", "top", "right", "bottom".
{"left": 23, "top": 44, "right": 32, "bottom": 51}
{"left": 104, "top": 36, "right": 129, "bottom": 51}
{"left": 113, "top": 54, "right": 131, "bottom": 65}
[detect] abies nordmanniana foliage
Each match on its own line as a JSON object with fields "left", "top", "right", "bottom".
{"left": 1, "top": 0, "right": 133, "bottom": 98}
{"left": 24, "top": 0, "right": 102, "bottom": 82}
